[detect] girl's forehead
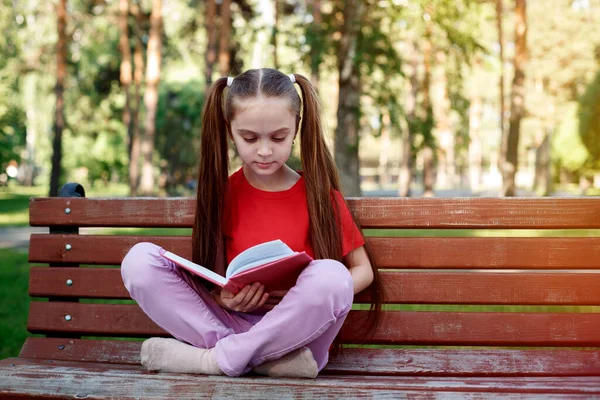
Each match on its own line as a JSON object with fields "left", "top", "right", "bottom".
{"left": 231, "top": 97, "right": 296, "bottom": 127}
{"left": 233, "top": 96, "right": 293, "bottom": 112}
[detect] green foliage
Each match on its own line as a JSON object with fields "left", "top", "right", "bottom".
{"left": 0, "top": 2, "right": 26, "bottom": 169}
{"left": 155, "top": 81, "right": 204, "bottom": 193}
{"left": 0, "top": 103, "right": 26, "bottom": 169}
{"left": 578, "top": 69, "right": 600, "bottom": 169}
{"left": 553, "top": 104, "right": 588, "bottom": 173}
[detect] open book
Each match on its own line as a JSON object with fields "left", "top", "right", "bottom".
{"left": 159, "top": 240, "right": 313, "bottom": 294}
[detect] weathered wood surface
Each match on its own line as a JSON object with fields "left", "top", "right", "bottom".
{"left": 18, "top": 338, "right": 600, "bottom": 377}
{"left": 1, "top": 358, "right": 600, "bottom": 399}
{"left": 27, "top": 302, "right": 600, "bottom": 346}
{"left": 29, "top": 234, "right": 600, "bottom": 269}
{"left": 30, "top": 267, "right": 600, "bottom": 305}
{"left": 30, "top": 197, "right": 600, "bottom": 229}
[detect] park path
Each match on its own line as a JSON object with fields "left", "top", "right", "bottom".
{"left": 0, "top": 227, "right": 47, "bottom": 250}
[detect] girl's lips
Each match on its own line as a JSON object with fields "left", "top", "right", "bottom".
{"left": 256, "top": 162, "right": 274, "bottom": 169}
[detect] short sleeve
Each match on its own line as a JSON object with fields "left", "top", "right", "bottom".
{"left": 332, "top": 190, "right": 365, "bottom": 257}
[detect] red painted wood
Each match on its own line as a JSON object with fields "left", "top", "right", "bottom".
{"left": 29, "top": 267, "right": 600, "bottom": 305}
{"left": 1, "top": 358, "right": 600, "bottom": 398}
{"left": 27, "top": 302, "right": 600, "bottom": 346}
{"left": 29, "top": 234, "right": 600, "bottom": 269}
{"left": 18, "top": 338, "right": 600, "bottom": 377}
{"left": 29, "top": 197, "right": 600, "bottom": 229}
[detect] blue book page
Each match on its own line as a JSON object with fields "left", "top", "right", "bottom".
{"left": 226, "top": 239, "right": 295, "bottom": 279}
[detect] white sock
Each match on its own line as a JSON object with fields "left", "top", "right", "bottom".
{"left": 140, "top": 337, "right": 223, "bottom": 375}
{"left": 252, "top": 347, "right": 318, "bottom": 379}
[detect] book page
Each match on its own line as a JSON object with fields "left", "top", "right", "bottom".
{"left": 163, "top": 251, "right": 227, "bottom": 285}
{"left": 226, "top": 239, "right": 294, "bottom": 278}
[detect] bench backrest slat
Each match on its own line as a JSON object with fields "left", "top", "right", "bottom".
{"left": 30, "top": 267, "right": 600, "bottom": 306}
{"left": 29, "top": 234, "right": 600, "bottom": 269}
{"left": 30, "top": 197, "right": 600, "bottom": 229}
{"left": 27, "top": 302, "right": 600, "bottom": 346}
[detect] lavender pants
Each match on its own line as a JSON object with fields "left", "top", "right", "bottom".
{"left": 121, "top": 242, "right": 354, "bottom": 377}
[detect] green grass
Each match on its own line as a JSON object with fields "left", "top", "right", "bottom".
{"left": 0, "top": 248, "right": 34, "bottom": 358}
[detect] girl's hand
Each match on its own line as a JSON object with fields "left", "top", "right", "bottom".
{"left": 218, "top": 283, "right": 269, "bottom": 313}
{"left": 262, "top": 289, "right": 288, "bottom": 310}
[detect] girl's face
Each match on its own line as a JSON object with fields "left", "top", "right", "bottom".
{"left": 229, "top": 96, "right": 297, "bottom": 181}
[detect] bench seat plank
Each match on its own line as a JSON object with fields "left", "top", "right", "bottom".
{"left": 29, "top": 234, "right": 600, "bottom": 269}
{"left": 1, "top": 358, "right": 599, "bottom": 399}
{"left": 18, "top": 338, "right": 600, "bottom": 377}
{"left": 30, "top": 267, "right": 600, "bottom": 305}
{"left": 29, "top": 197, "right": 600, "bottom": 229}
{"left": 27, "top": 302, "right": 600, "bottom": 346}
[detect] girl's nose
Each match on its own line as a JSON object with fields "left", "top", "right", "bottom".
{"left": 257, "top": 142, "right": 272, "bottom": 156}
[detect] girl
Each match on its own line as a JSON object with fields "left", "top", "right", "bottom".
{"left": 121, "top": 68, "right": 383, "bottom": 378}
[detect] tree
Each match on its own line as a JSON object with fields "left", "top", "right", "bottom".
{"left": 579, "top": 68, "right": 600, "bottom": 170}
{"left": 335, "top": 0, "right": 363, "bottom": 196}
{"left": 218, "top": 0, "right": 232, "bottom": 76}
{"left": 119, "top": 0, "right": 134, "bottom": 185}
{"left": 128, "top": 0, "right": 145, "bottom": 196}
{"left": 139, "top": 0, "right": 162, "bottom": 195}
{"left": 204, "top": 0, "right": 217, "bottom": 86}
{"left": 502, "top": 0, "right": 527, "bottom": 196}
{"left": 49, "top": 0, "right": 68, "bottom": 196}
{"left": 496, "top": 0, "right": 506, "bottom": 176}
{"left": 306, "top": 0, "right": 322, "bottom": 88}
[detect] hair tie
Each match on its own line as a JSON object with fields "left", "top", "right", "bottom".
{"left": 227, "top": 77, "right": 234, "bottom": 87}
{"left": 288, "top": 74, "right": 296, "bottom": 84}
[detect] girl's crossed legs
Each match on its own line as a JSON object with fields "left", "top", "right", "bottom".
{"left": 121, "top": 242, "right": 354, "bottom": 377}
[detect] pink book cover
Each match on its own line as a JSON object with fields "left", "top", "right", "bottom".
{"left": 159, "top": 248, "right": 313, "bottom": 294}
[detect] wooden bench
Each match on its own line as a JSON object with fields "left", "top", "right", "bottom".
{"left": 1, "top": 183, "right": 600, "bottom": 398}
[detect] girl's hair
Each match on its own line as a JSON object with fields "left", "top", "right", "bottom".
{"left": 192, "top": 68, "right": 383, "bottom": 347}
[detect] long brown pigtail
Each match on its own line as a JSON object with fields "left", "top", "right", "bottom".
{"left": 192, "top": 78, "right": 229, "bottom": 274}
{"left": 294, "top": 74, "right": 383, "bottom": 350}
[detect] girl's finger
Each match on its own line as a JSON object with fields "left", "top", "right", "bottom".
{"left": 234, "top": 284, "right": 253, "bottom": 303}
{"left": 255, "top": 294, "right": 270, "bottom": 309}
{"left": 244, "top": 285, "right": 265, "bottom": 312}
{"left": 228, "top": 285, "right": 251, "bottom": 309}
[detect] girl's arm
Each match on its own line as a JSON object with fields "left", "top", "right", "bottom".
{"left": 343, "top": 245, "right": 374, "bottom": 294}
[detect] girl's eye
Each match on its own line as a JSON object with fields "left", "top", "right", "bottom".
{"left": 272, "top": 137, "right": 286, "bottom": 142}
{"left": 243, "top": 138, "right": 257, "bottom": 143}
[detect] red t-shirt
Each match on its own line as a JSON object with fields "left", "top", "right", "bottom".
{"left": 224, "top": 168, "right": 364, "bottom": 264}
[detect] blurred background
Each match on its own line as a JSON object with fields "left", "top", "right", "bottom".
{"left": 1, "top": 0, "right": 600, "bottom": 358}
{"left": 0, "top": 0, "right": 599, "bottom": 199}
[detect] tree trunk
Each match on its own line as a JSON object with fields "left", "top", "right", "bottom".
{"left": 49, "top": 0, "right": 68, "bottom": 197}
{"left": 502, "top": 0, "right": 527, "bottom": 197}
{"left": 22, "top": 73, "right": 38, "bottom": 186}
{"left": 128, "top": 0, "right": 144, "bottom": 196}
{"left": 218, "top": 0, "right": 232, "bottom": 76}
{"left": 422, "top": 34, "right": 434, "bottom": 198}
{"left": 378, "top": 112, "right": 391, "bottom": 188}
{"left": 271, "top": 0, "right": 279, "bottom": 69}
{"left": 434, "top": 52, "right": 454, "bottom": 189}
{"left": 139, "top": 0, "right": 162, "bottom": 196}
{"left": 469, "top": 92, "right": 482, "bottom": 193}
{"left": 308, "top": 0, "right": 322, "bottom": 88}
{"left": 335, "top": 0, "right": 362, "bottom": 196}
{"left": 496, "top": 0, "right": 506, "bottom": 175}
{"left": 204, "top": 0, "right": 217, "bottom": 86}
{"left": 119, "top": 0, "right": 133, "bottom": 165}
{"left": 398, "top": 41, "right": 419, "bottom": 197}
{"left": 534, "top": 129, "right": 551, "bottom": 196}
{"left": 422, "top": 147, "right": 435, "bottom": 197}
